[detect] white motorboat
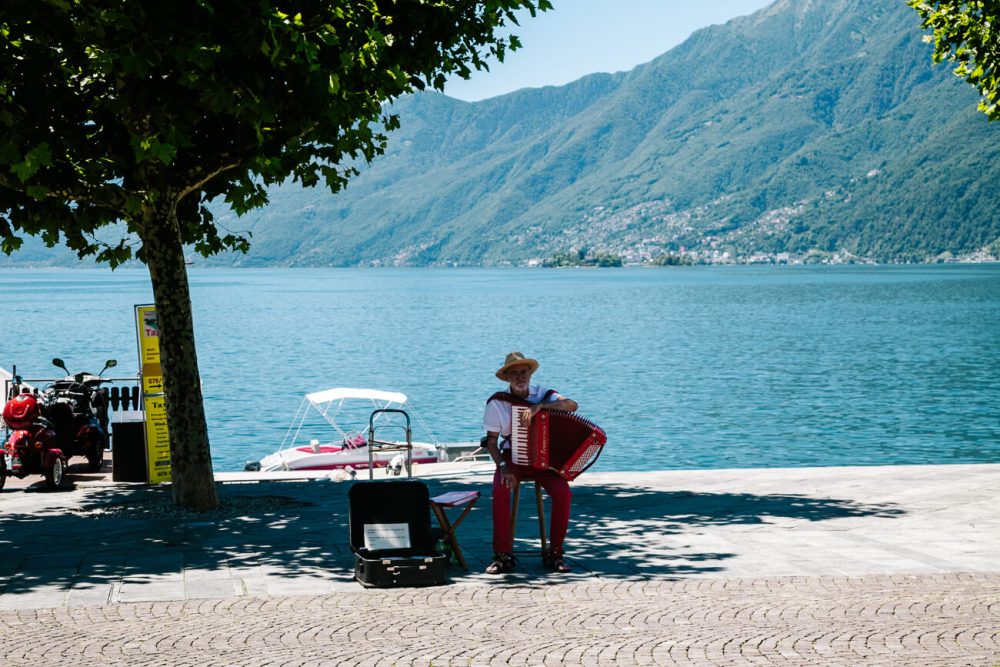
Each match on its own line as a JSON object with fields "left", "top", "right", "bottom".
{"left": 245, "top": 387, "right": 487, "bottom": 473}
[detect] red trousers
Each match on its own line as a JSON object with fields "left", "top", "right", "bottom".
{"left": 491, "top": 460, "right": 571, "bottom": 555}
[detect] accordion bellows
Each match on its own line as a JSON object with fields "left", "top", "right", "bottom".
{"left": 510, "top": 407, "right": 606, "bottom": 480}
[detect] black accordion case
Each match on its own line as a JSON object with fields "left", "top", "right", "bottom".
{"left": 348, "top": 480, "right": 449, "bottom": 588}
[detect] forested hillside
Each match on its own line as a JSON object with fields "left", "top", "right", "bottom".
{"left": 6, "top": 0, "right": 999, "bottom": 267}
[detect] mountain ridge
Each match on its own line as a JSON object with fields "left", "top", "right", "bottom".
{"left": 4, "top": 0, "right": 998, "bottom": 267}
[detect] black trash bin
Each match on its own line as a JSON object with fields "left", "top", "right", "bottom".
{"left": 112, "top": 410, "right": 148, "bottom": 482}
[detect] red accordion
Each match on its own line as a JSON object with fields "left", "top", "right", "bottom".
{"left": 510, "top": 406, "right": 606, "bottom": 481}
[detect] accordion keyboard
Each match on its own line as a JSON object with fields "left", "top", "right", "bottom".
{"left": 510, "top": 405, "right": 532, "bottom": 466}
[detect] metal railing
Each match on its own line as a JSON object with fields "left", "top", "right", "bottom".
{"left": 2, "top": 375, "right": 143, "bottom": 431}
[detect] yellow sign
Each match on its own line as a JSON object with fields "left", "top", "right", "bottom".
{"left": 142, "top": 368, "right": 163, "bottom": 395}
{"left": 142, "top": 394, "right": 172, "bottom": 484}
{"left": 134, "top": 304, "right": 172, "bottom": 484}
{"left": 136, "top": 305, "right": 160, "bottom": 363}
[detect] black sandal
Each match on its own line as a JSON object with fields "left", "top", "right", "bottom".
{"left": 542, "top": 548, "right": 571, "bottom": 573}
{"left": 485, "top": 552, "right": 517, "bottom": 574}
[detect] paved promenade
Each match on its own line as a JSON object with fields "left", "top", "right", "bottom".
{"left": 0, "top": 463, "right": 998, "bottom": 665}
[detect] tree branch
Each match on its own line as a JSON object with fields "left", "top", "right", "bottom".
{"left": 177, "top": 159, "right": 243, "bottom": 203}
{"left": 0, "top": 171, "right": 128, "bottom": 214}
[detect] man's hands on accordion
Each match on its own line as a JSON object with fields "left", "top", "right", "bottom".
{"left": 518, "top": 404, "right": 540, "bottom": 427}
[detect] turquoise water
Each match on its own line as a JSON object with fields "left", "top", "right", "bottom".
{"left": 1, "top": 265, "right": 998, "bottom": 471}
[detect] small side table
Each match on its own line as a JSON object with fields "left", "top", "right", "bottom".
{"left": 429, "top": 490, "right": 481, "bottom": 570}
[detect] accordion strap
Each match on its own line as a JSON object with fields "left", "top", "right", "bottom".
{"left": 487, "top": 390, "right": 559, "bottom": 451}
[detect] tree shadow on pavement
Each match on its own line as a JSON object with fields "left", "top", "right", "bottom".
{"left": 555, "top": 481, "right": 906, "bottom": 579}
{"left": 0, "top": 475, "right": 906, "bottom": 601}
{"left": 0, "top": 480, "right": 359, "bottom": 605}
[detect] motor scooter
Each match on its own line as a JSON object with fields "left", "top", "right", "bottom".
{"left": 41, "top": 358, "right": 117, "bottom": 472}
{"left": 1, "top": 392, "right": 67, "bottom": 490}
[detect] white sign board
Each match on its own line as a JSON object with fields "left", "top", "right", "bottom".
{"left": 364, "top": 523, "right": 411, "bottom": 551}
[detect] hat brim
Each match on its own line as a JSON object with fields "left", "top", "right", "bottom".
{"left": 495, "top": 358, "right": 539, "bottom": 380}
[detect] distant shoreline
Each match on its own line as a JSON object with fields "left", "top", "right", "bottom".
{"left": 2, "top": 259, "right": 999, "bottom": 270}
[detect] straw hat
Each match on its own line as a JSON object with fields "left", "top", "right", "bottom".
{"left": 495, "top": 352, "right": 539, "bottom": 380}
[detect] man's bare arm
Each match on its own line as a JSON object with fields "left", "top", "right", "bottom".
{"left": 484, "top": 431, "right": 515, "bottom": 488}
{"left": 522, "top": 396, "right": 578, "bottom": 425}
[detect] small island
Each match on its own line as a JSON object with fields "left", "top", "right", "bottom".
{"left": 543, "top": 248, "right": 623, "bottom": 267}
{"left": 542, "top": 249, "right": 699, "bottom": 267}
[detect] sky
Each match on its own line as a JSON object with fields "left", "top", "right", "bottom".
{"left": 444, "top": 0, "right": 776, "bottom": 101}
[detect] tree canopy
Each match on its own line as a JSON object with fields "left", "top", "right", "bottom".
{"left": 909, "top": 0, "right": 1000, "bottom": 121}
{"left": 0, "top": 0, "right": 550, "bottom": 509}
{"left": 0, "top": 0, "right": 551, "bottom": 258}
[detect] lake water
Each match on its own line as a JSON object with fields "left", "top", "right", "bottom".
{"left": 1, "top": 265, "right": 998, "bottom": 472}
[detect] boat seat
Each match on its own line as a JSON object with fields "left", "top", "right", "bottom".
{"left": 429, "top": 490, "right": 480, "bottom": 570}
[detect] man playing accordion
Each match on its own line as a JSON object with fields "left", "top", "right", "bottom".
{"left": 482, "top": 352, "right": 578, "bottom": 574}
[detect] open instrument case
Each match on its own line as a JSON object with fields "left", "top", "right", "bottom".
{"left": 348, "top": 480, "right": 449, "bottom": 588}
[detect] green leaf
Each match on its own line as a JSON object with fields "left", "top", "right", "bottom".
{"left": 25, "top": 185, "right": 50, "bottom": 200}
{"left": 131, "top": 135, "right": 177, "bottom": 166}
{"left": 10, "top": 143, "right": 53, "bottom": 182}
{"left": 1, "top": 235, "right": 23, "bottom": 255}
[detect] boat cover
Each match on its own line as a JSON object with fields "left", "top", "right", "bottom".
{"left": 305, "top": 388, "right": 407, "bottom": 406}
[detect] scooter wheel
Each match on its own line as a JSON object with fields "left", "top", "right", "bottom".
{"left": 45, "top": 457, "right": 67, "bottom": 490}
{"left": 0, "top": 457, "right": 6, "bottom": 491}
{"left": 87, "top": 444, "right": 104, "bottom": 473}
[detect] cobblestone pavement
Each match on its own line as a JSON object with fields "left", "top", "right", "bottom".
{"left": 1, "top": 573, "right": 997, "bottom": 666}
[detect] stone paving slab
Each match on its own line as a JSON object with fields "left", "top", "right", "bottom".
{"left": 0, "top": 463, "right": 998, "bottom": 664}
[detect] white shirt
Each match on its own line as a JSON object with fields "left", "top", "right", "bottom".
{"left": 483, "top": 384, "right": 560, "bottom": 449}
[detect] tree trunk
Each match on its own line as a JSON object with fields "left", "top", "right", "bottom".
{"left": 139, "top": 200, "right": 219, "bottom": 511}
